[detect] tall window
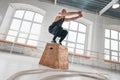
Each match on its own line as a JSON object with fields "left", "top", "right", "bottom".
{"left": 104, "top": 29, "right": 120, "bottom": 62}
{"left": 6, "top": 10, "right": 44, "bottom": 46}
{"left": 62, "top": 21, "right": 87, "bottom": 55}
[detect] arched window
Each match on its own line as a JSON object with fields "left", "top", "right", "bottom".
{"left": 104, "top": 29, "right": 120, "bottom": 62}
{"left": 62, "top": 21, "right": 87, "bottom": 56}
{"left": 2, "top": 3, "right": 45, "bottom": 46}
{"left": 6, "top": 10, "right": 44, "bottom": 46}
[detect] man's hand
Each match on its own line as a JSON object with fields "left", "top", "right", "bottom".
{"left": 78, "top": 11, "right": 83, "bottom": 17}
{"left": 77, "top": 11, "right": 81, "bottom": 14}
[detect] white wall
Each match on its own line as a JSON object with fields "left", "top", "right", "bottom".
{"left": 0, "top": 0, "right": 120, "bottom": 70}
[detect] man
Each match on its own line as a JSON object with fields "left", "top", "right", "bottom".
{"left": 48, "top": 9, "right": 83, "bottom": 45}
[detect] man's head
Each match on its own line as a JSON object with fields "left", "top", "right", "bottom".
{"left": 61, "top": 9, "right": 67, "bottom": 14}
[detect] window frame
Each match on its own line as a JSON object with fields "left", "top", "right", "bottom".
{"left": 104, "top": 29, "right": 120, "bottom": 63}
{"left": 6, "top": 9, "right": 44, "bottom": 46}
{"left": 62, "top": 21, "right": 89, "bottom": 56}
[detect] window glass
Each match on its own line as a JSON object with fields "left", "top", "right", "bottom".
{"left": 105, "top": 39, "right": 110, "bottom": 49}
{"left": 29, "top": 34, "right": 39, "bottom": 40}
{"left": 77, "top": 33, "right": 85, "bottom": 44}
{"left": 104, "top": 49, "right": 110, "bottom": 55}
{"left": 27, "top": 40, "right": 37, "bottom": 46}
{"left": 31, "top": 23, "right": 41, "bottom": 35}
{"left": 20, "top": 21, "right": 31, "bottom": 33}
{"left": 6, "top": 36, "right": 16, "bottom": 42}
{"left": 68, "top": 47, "right": 74, "bottom": 53}
{"left": 111, "top": 56, "right": 118, "bottom": 61}
{"left": 111, "top": 51, "right": 118, "bottom": 56}
{"left": 105, "top": 29, "right": 110, "bottom": 38}
{"left": 68, "top": 31, "right": 77, "bottom": 42}
{"left": 18, "top": 33, "right": 28, "bottom": 38}
{"left": 104, "top": 54, "right": 110, "bottom": 60}
{"left": 24, "top": 11, "right": 34, "bottom": 21}
{"left": 6, "top": 10, "right": 44, "bottom": 46}
{"left": 111, "top": 40, "right": 118, "bottom": 51}
{"left": 67, "top": 43, "right": 75, "bottom": 48}
{"left": 63, "top": 22, "right": 69, "bottom": 29}
{"left": 119, "top": 42, "right": 120, "bottom": 50}
{"left": 62, "top": 41, "right": 66, "bottom": 45}
{"left": 8, "top": 30, "right": 18, "bottom": 36}
{"left": 10, "top": 19, "right": 21, "bottom": 30}
{"left": 17, "top": 38, "right": 26, "bottom": 44}
{"left": 14, "top": 10, "right": 24, "bottom": 18}
{"left": 76, "top": 44, "right": 84, "bottom": 49}
{"left": 119, "top": 33, "right": 120, "bottom": 40}
{"left": 76, "top": 49, "right": 84, "bottom": 55}
{"left": 62, "top": 21, "right": 87, "bottom": 56}
{"left": 70, "top": 21, "right": 78, "bottom": 31}
{"left": 104, "top": 29, "right": 120, "bottom": 63}
{"left": 78, "top": 23, "right": 86, "bottom": 32}
{"left": 34, "top": 13, "right": 43, "bottom": 23}
{"left": 111, "top": 30, "right": 118, "bottom": 40}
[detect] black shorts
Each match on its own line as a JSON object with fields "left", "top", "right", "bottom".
{"left": 49, "top": 25, "right": 63, "bottom": 35}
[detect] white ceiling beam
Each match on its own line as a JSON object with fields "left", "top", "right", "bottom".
{"left": 54, "top": 0, "right": 57, "bottom": 5}
{"left": 99, "top": 0, "right": 119, "bottom": 15}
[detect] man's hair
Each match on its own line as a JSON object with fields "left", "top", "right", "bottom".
{"left": 62, "top": 9, "right": 66, "bottom": 13}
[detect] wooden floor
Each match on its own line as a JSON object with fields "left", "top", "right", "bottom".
{"left": 0, "top": 52, "right": 120, "bottom": 80}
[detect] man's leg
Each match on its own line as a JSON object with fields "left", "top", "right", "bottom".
{"left": 59, "top": 30, "right": 68, "bottom": 45}
{"left": 51, "top": 35, "right": 57, "bottom": 43}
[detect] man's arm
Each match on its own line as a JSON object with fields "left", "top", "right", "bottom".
{"left": 64, "top": 13, "right": 83, "bottom": 22}
{"left": 59, "top": 11, "right": 81, "bottom": 16}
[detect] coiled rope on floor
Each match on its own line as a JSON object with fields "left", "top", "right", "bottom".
{"left": 7, "top": 69, "right": 109, "bottom": 80}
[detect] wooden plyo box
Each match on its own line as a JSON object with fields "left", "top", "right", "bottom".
{"left": 39, "top": 43, "right": 68, "bottom": 69}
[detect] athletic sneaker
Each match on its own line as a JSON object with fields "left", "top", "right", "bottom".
{"left": 59, "top": 42, "right": 62, "bottom": 45}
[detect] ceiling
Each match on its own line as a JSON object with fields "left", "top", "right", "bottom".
{"left": 55, "top": 0, "right": 120, "bottom": 20}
